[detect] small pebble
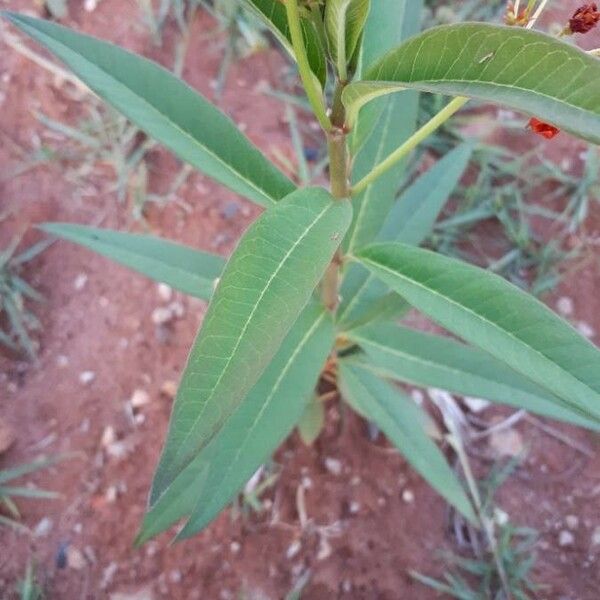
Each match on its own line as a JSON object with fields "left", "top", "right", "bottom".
{"left": 317, "top": 537, "right": 332, "bottom": 561}
{"left": 324, "top": 457, "right": 342, "bottom": 476}
{"left": 577, "top": 321, "right": 596, "bottom": 339}
{"left": 67, "top": 546, "right": 87, "bottom": 570}
{"left": 130, "top": 389, "right": 150, "bottom": 409}
{"left": 73, "top": 273, "right": 88, "bottom": 291}
{"left": 169, "top": 570, "right": 182, "bottom": 584}
{"left": 558, "top": 530, "right": 575, "bottom": 547}
{"left": 556, "top": 297, "right": 574, "bottom": 316}
{"left": 151, "top": 307, "right": 173, "bottom": 325}
{"left": 84, "top": 0, "right": 99, "bottom": 11}
{"left": 565, "top": 515, "right": 579, "bottom": 530}
{"left": 349, "top": 501, "right": 360, "bottom": 515}
{"left": 105, "top": 485, "right": 118, "bottom": 503}
{"left": 79, "top": 371, "right": 96, "bottom": 386}
{"left": 157, "top": 283, "right": 173, "bottom": 302}
{"left": 100, "top": 562, "right": 118, "bottom": 589}
{"left": 591, "top": 526, "right": 600, "bottom": 547}
{"left": 34, "top": 517, "right": 53, "bottom": 537}
{"left": 101, "top": 426, "right": 116, "bottom": 448}
{"left": 56, "top": 355, "right": 69, "bottom": 368}
{"left": 402, "top": 489, "right": 415, "bottom": 504}
{"left": 230, "top": 541, "right": 241, "bottom": 554}
{"left": 160, "top": 381, "right": 178, "bottom": 399}
{"left": 286, "top": 540, "right": 302, "bottom": 559}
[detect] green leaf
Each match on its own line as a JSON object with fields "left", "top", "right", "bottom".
{"left": 379, "top": 143, "right": 473, "bottom": 245}
{"left": 338, "top": 143, "right": 471, "bottom": 328}
{"left": 1, "top": 11, "right": 295, "bottom": 207}
{"left": 344, "top": 23, "right": 600, "bottom": 144}
{"left": 351, "top": 0, "right": 423, "bottom": 150}
{"left": 240, "top": 0, "right": 327, "bottom": 88}
{"left": 39, "top": 223, "right": 224, "bottom": 301}
{"left": 136, "top": 302, "right": 333, "bottom": 543}
{"left": 297, "top": 394, "right": 325, "bottom": 446}
{"left": 350, "top": 322, "right": 600, "bottom": 431}
{"left": 339, "top": 361, "right": 476, "bottom": 523}
{"left": 150, "top": 188, "right": 351, "bottom": 503}
{"left": 325, "top": 0, "right": 370, "bottom": 80}
{"left": 356, "top": 243, "right": 600, "bottom": 424}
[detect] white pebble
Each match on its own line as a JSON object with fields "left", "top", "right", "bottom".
{"left": 349, "top": 501, "right": 360, "bottom": 515}
{"left": 73, "top": 273, "right": 88, "bottom": 291}
{"left": 101, "top": 426, "right": 116, "bottom": 448}
{"left": 286, "top": 539, "right": 302, "bottom": 559}
{"left": 556, "top": 297, "right": 574, "bottom": 316}
{"left": 577, "top": 322, "right": 596, "bottom": 339}
{"left": 79, "top": 371, "right": 96, "bottom": 386}
{"left": 157, "top": 283, "right": 173, "bottom": 302}
{"left": 591, "top": 526, "right": 600, "bottom": 547}
{"left": 130, "top": 389, "right": 150, "bottom": 409}
{"left": 230, "top": 541, "right": 241, "bottom": 554}
{"left": 34, "top": 517, "right": 53, "bottom": 537}
{"left": 324, "top": 457, "right": 342, "bottom": 476}
{"left": 402, "top": 489, "right": 415, "bottom": 504}
{"left": 566, "top": 515, "right": 579, "bottom": 530}
{"left": 151, "top": 307, "right": 173, "bottom": 325}
{"left": 84, "top": 0, "right": 99, "bottom": 11}
{"left": 558, "top": 530, "right": 575, "bottom": 547}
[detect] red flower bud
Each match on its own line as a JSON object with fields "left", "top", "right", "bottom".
{"left": 569, "top": 3, "right": 600, "bottom": 34}
{"left": 528, "top": 118, "right": 560, "bottom": 140}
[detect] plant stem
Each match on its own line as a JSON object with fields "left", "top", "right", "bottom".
{"left": 322, "top": 84, "right": 350, "bottom": 312}
{"left": 351, "top": 96, "right": 468, "bottom": 196}
{"left": 284, "top": 0, "right": 332, "bottom": 131}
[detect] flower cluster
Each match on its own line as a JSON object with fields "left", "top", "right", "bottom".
{"left": 567, "top": 3, "right": 600, "bottom": 34}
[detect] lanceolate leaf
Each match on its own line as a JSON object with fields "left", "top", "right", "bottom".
{"left": 150, "top": 188, "right": 351, "bottom": 503}
{"left": 339, "top": 362, "right": 476, "bottom": 523}
{"left": 356, "top": 243, "right": 600, "bottom": 424}
{"left": 344, "top": 23, "right": 600, "bottom": 144}
{"left": 350, "top": 322, "right": 600, "bottom": 430}
{"left": 325, "top": 0, "right": 370, "bottom": 79}
{"left": 136, "top": 302, "right": 333, "bottom": 544}
{"left": 1, "top": 11, "right": 295, "bottom": 207}
{"left": 39, "top": 223, "right": 224, "bottom": 301}
{"left": 240, "top": 0, "right": 327, "bottom": 87}
{"left": 339, "top": 143, "right": 471, "bottom": 328}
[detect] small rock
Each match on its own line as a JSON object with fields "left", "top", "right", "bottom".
{"left": 101, "top": 426, "right": 116, "bottom": 448}
{"left": 489, "top": 428, "right": 524, "bottom": 458}
{"left": 556, "top": 297, "right": 574, "bottom": 316}
{"left": 160, "top": 380, "right": 177, "bottom": 399}
{"left": 558, "top": 530, "right": 575, "bottom": 547}
{"left": 130, "top": 389, "right": 150, "bottom": 409}
{"left": 565, "top": 515, "right": 579, "bottom": 530}
{"left": 83, "top": 546, "right": 97, "bottom": 564}
{"left": 110, "top": 587, "right": 154, "bottom": 600}
{"left": 286, "top": 539, "right": 302, "bottom": 559}
{"left": 577, "top": 321, "right": 596, "bottom": 339}
{"left": 494, "top": 508, "right": 509, "bottom": 526}
{"left": 101, "top": 562, "right": 119, "bottom": 589}
{"left": 151, "top": 307, "right": 173, "bottom": 325}
{"left": 230, "top": 541, "right": 241, "bottom": 554}
{"left": 106, "top": 441, "right": 130, "bottom": 460}
{"left": 168, "top": 301, "right": 185, "bottom": 318}
{"left": 463, "top": 396, "right": 491, "bottom": 413}
{"left": 317, "top": 537, "right": 332, "bottom": 561}
{"left": 157, "top": 283, "right": 173, "bottom": 303}
{"left": 84, "top": 0, "right": 99, "bottom": 11}
{"left": 342, "top": 580, "right": 352, "bottom": 593}
{"left": 349, "top": 501, "right": 360, "bottom": 515}
{"left": 402, "top": 489, "right": 415, "bottom": 504}
{"left": 66, "top": 546, "right": 87, "bottom": 570}
{"left": 105, "top": 485, "right": 118, "bottom": 503}
{"left": 73, "top": 523, "right": 83, "bottom": 534}
{"left": 145, "top": 542, "right": 159, "bottom": 557}
{"left": 73, "top": 273, "right": 88, "bottom": 291}
{"left": 591, "top": 526, "right": 600, "bottom": 547}
{"left": 79, "top": 371, "right": 96, "bottom": 386}
{"left": 0, "top": 418, "right": 15, "bottom": 455}
{"left": 169, "top": 570, "right": 182, "bottom": 584}
{"left": 324, "top": 457, "right": 342, "bottom": 476}
{"left": 34, "top": 517, "right": 54, "bottom": 537}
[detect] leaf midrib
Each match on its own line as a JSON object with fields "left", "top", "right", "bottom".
{"left": 358, "top": 253, "right": 600, "bottom": 416}
{"left": 172, "top": 202, "right": 333, "bottom": 470}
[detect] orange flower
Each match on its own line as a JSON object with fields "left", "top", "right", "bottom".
{"left": 528, "top": 118, "right": 560, "bottom": 139}
{"left": 505, "top": 2, "right": 530, "bottom": 26}
{"left": 568, "top": 3, "right": 600, "bottom": 34}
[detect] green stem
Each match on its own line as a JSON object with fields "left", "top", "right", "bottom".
{"left": 284, "top": 0, "right": 332, "bottom": 132}
{"left": 321, "top": 84, "right": 350, "bottom": 312}
{"left": 351, "top": 96, "right": 469, "bottom": 196}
